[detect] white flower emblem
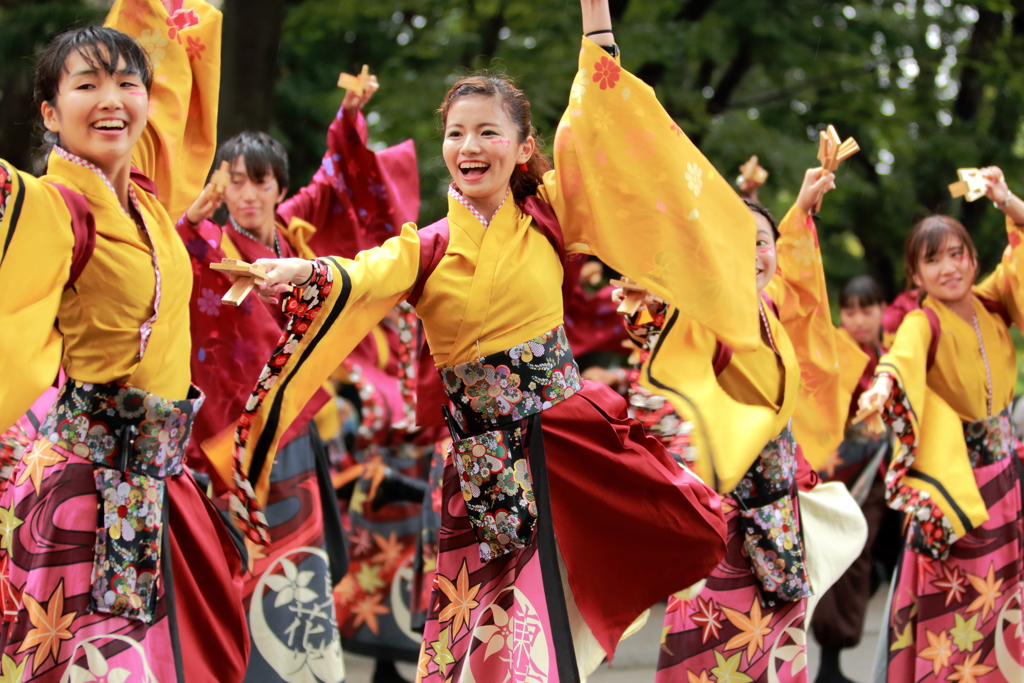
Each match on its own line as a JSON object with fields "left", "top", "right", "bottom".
{"left": 685, "top": 162, "right": 703, "bottom": 197}
{"left": 137, "top": 29, "right": 168, "bottom": 68}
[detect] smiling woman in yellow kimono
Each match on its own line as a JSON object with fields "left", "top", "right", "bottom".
{"left": 648, "top": 169, "right": 868, "bottom": 683}
{"left": 0, "top": 1, "right": 248, "bottom": 681}
{"left": 223, "top": 1, "right": 769, "bottom": 681}
{"left": 858, "top": 167, "right": 1024, "bottom": 683}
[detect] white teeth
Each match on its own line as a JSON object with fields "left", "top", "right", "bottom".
{"left": 94, "top": 120, "right": 125, "bottom": 129}
{"left": 460, "top": 162, "right": 488, "bottom": 169}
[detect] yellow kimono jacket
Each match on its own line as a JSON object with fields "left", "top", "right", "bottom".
{"left": 237, "top": 38, "right": 760, "bottom": 505}
{"left": 640, "top": 205, "right": 867, "bottom": 493}
{"left": 0, "top": 0, "right": 220, "bottom": 432}
{"left": 876, "top": 217, "right": 1024, "bottom": 546}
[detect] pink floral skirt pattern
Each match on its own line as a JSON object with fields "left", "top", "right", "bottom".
{"left": 880, "top": 443, "right": 1024, "bottom": 682}
{"left": 0, "top": 443, "right": 248, "bottom": 682}
{"left": 418, "top": 380, "right": 728, "bottom": 683}
{"left": 657, "top": 500, "right": 809, "bottom": 683}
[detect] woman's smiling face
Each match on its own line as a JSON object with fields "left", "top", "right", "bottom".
{"left": 754, "top": 212, "right": 777, "bottom": 292}
{"left": 442, "top": 94, "right": 534, "bottom": 215}
{"left": 913, "top": 234, "right": 977, "bottom": 304}
{"left": 41, "top": 47, "right": 149, "bottom": 176}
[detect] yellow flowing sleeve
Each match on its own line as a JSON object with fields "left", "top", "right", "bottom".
{"left": 106, "top": 0, "right": 222, "bottom": 220}
{"left": 638, "top": 307, "right": 793, "bottom": 493}
{"left": 237, "top": 225, "right": 421, "bottom": 511}
{"left": 973, "top": 216, "right": 1024, "bottom": 328}
{"left": 540, "top": 38, "right": 758, "bottom": 352}
{"left": 876, "top": 310, "right": 986, "bottom": 557}
{"left": 0, "top": 162, "right": 75, "bottom": 432}
{"left": 766, "top": 205, "right": 868, "bottom": 468}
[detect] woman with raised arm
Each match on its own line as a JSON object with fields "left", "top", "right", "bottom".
{"left": 648, "top": 169, "right": 868, "bottom": 683}
{"left": 858, "top": 167, "right": 1024, "bottom": 682}
{"left": 0, "top": 1, "right": 249, "bottom": 681}
{"left": 227, "top": 0, "right": 764, "bottom": 680}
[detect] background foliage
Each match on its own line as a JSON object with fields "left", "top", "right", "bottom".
{"left": 5, "top": 0, "right": 1024, "bottom": 300}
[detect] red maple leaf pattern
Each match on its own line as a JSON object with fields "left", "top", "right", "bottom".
{"left": 691, "top": 595, "right": 723, "bottom": 644}
{"left": 931, "top": 564, "right": 968, "bottom": 607}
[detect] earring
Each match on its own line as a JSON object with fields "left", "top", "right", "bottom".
{"left": 518, "top": 162, "right": 529, "bottom": 172}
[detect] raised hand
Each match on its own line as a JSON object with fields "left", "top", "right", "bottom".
{"left": 981, "top": 166, "right": 1011, "bottom": 205}
{"left": 581, "top": 0, "right": 614, "bottom": 43}
{"left": 795, "top": 167, "right": 836, "bottom": 214}
{"left": 342, "top": 68, "right": 380, "bottom": 118}
{"left": 185, "top": 185, "right": 223, "bottom": 225}
{"left": 980, "top": 166, "right": 1024, "bottom": 224}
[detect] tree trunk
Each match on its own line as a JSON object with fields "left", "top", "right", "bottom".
{"left": 217, "top": 0, "right": 285, "bottom": 146}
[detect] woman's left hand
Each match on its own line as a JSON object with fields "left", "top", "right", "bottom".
{"left": 795, "top": 167, "right": 836, "bottom": 214}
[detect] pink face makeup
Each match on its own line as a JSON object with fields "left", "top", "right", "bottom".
{"left": 756, "top": 245, "right": 774, "bottom": 255}
{"left": 488, "top": 140, "right": 511, "bottom": 148}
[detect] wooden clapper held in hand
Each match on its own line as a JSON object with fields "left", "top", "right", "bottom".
{"left": 338, "top": 64, "right": 372, "bottom": 95}
{"left": 739, "top": 155, "right": 769, "bottom": 188}
{"left": 948, "top": 168, "right": 987, "bottom": 202}
{"left": 815, "top": 125, "right": 859, "bottom": 212}
{"left": 610, "top": 277, "right": 654, "bottom": 316}
{"left": 210, "top": 259, "right": 268, "bottom": 306}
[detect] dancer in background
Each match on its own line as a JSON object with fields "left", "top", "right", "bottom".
{"left": 653, "top": 167, "right": 867, "bottom": 683}
{"left": 225, "top": 0, "right": 767, "bottom": 678}
{"left": 859, "top": 167, "right": 1024, "bottom": 682}
{"left": 0, "top": 0, "right": 249, "bottom": 680}
{"left": 330, "top": 303, "right": 441, "bottom": 683}
{"left": 178, "top": 77, "right": 419, "bottom": 682}
{"left": 812, "top": 275, "right": 900, "bottom": 683}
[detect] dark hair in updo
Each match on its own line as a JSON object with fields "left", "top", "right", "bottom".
{"left": 34, "top": 26, "right": 153, "bottom": 153}
{"left": 439, "top": 74, "right": 553, "bottom": 202}
{"left": 743, "top": 198, "right": 779, "bottom": 240}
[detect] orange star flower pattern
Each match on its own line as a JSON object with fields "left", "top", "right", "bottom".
{"left": 687, "top": 670, "right": 713, "bottom": 683}
{"left": 371, "top": 531, "right": 405, "bottom": 569}
{"left": 16, "top": 439, "right": 66, "bottom": 496}
{"left": 437, "top": 559, "right": 481, "bottom": 637}
{"left": 966, "top": 563, "right": 1004, "bottom": 620}
{"left": 352, "top": 594, "right": 390, "bottom": 636}
{"left": 918, "top": 628, "right": 952, "bottom": 677}
{"left": 946, "top": 649, "right": 994, "bottom": 683}
{"left": 16, "top": 580, "right": 76, "bottom": 673}
{"left": 722, "top": 596, "right": 773, "bottom": 661}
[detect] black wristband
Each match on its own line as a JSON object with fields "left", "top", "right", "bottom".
{"left": 585, "top": 29, "right": 614, "bottom": 37}
{"left": 600, "top": 43, "right": 620, "bottom": 57}
{"left": 296, "top": 260, "right": 316, "bottom": 287}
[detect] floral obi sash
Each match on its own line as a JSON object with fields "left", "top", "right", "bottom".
{"left": 39, "top": 378, "right": 203, "bottom": 623}
{"left": 733, "top": 424, "right": 813, "bottom": 607}
{"left": 439, "top": 325, "right": 582, "bottom": 562}
{"left": 964, "top": 407, "right": 1015, "bottom": 468}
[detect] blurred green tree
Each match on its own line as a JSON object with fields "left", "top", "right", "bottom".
{"left": 5, "top": 0, "right": 1024, "bottom": 301}
{"left": 272, "top": 0, "right": 1024, "bottom": 299}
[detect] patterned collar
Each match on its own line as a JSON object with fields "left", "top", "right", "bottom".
{"left": 52, "top": 145, "right": 162, "bottom": 360}
{"left": 228, "top": 214, "right": 282, "bottom": 257}
{"left": 447, "top": 183, "right": 510, "bottom": 229}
